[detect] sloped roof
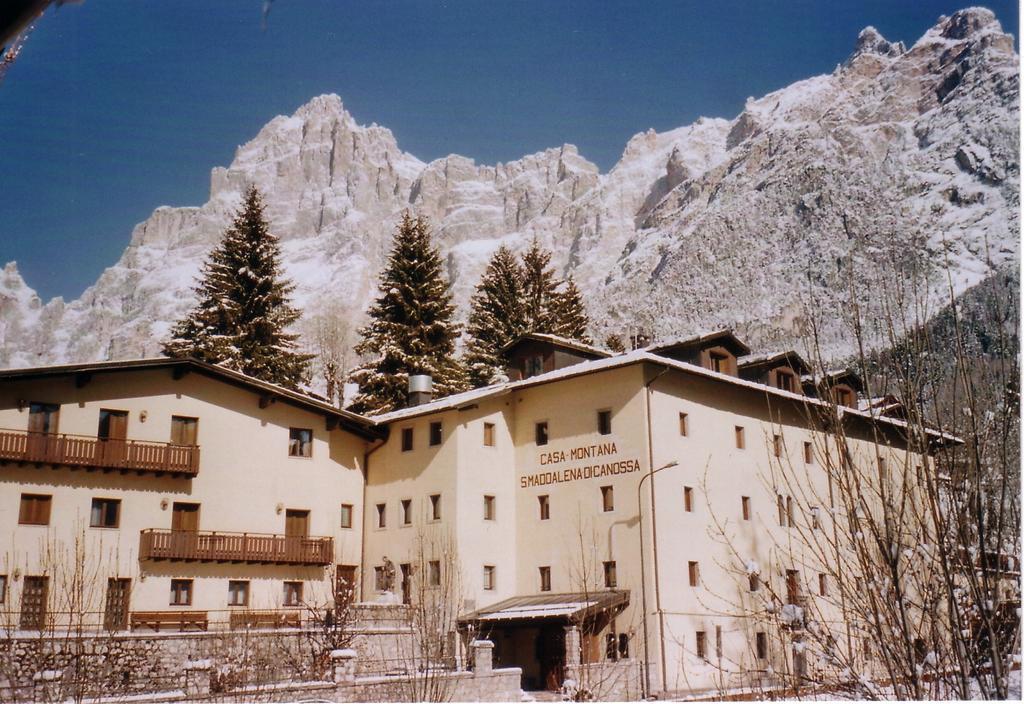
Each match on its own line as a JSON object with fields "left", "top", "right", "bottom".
{"left": 645, "top": 329, "right": 751, "bottom": 357}
{"left": 0, "top": 357, "right": 383, "bottom": 440}
{"left": 497, "top": 332, "right": 613, "bottom": 359}
{"left": 739, "top": 350, "right": 810, "bottom": 375}
{"left": 459, "top": 590, "right": 629, "bottom": 623}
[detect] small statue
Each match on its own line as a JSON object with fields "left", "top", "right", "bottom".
{"left": 381, "top": 556, "right": 396, "bottom": 593}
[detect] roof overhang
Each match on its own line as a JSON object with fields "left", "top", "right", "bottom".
{"left": 647, "top": 329, "right": 751, "bottom": 359}
{"left": 459, "top": 590, "right": 629, "bottom": 625}
{"left": 498, "top": 333, "right": 612, "bottom": 360}
{"left": 0, "top": 357, "right": 384, "bottom": 441}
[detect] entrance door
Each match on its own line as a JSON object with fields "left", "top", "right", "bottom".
{"left": 98, "top": 409, "right": 129, "bottom": 466}
{"left": 335, "top": 565, "right": 357, "bottom": 609}
{"left": 20, "top": 576, "right": 48, "bottom": 629}
{"left": 104, "top": 578, "right": 131, "bottom": 630}
{"left": 27, "top": 403, "right": 59, "bottom": 461}
{"left": 536, "top": 624, "right": 566, "bottom": 691}
{"left": 400, "top": 563, "right": 412, "bottom": 605}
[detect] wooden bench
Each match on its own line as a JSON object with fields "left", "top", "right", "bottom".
{"left": 130, "top": 610, "right": 208, "bottom": 632}
{"left": 229, "top": 610, "right": 301, "bottom": 629}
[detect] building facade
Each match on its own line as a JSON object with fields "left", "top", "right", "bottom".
{"left": 0, "top": 333, "right": 941, "bottom": 697}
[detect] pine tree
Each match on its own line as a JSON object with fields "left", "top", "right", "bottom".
{"left": 464, "top": 246, "right": 529, "bottom": 387}
{"left": 163, "top": 186, "right": 311, "bottom": 389}
{"left": 347, "top": 214, "right": 466, "bottom": 414}
{"left": 550, "top": 274, "right": 592, "bottom": 343}
{"left": 521, "top": 237, "right": 561, "bottom": 334}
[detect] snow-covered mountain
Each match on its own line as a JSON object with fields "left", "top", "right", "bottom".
{"left": 0, "top": 8, "right": 1018, "bottom": 372}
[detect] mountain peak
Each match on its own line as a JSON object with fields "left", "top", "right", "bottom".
{"left": 851, "top": 26, "right": 906, "bottom": 60}
{"left": 939, "top": 7, "right": 1000, "bottom": 40}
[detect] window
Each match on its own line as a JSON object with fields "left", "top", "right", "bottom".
{"left": 376, "top": 503, "right": 386, "bottom": 529}
{"left": 28, "top": 402, "right": 59, "bottom": 434}
{"left": 374, "top": 566, "right": 387, "bottom": 592}
{"left": 715, "top": 625, "right": 723, "bottom": 659}
{"left": 538, "top": 495, "right": 550, "bottom": 520}
{"left": 483, "top": 422, "right": 495, "bottom": 447}
{"left": 170, "top": 579, "right": 192, "bottom": 606}
{"left": 775, "top": 370, "right": 796, "bottom": 392}
{"left": 603, "top": 561, "right": 617, "bottom": 588}
{"left": 618, "top": 634, "right": 629, "bottom": 659}
{"left": 170, "top": 415, "right": 198, "bottom": 445}
{"left": 818, "top": 573, "right": 828, "bottom": 597}
{"left": 401, "top": 499, "right": 412, "bottom": 525}
{"left": 786, "top": 570, "right": 801, "bottom": 604}
{"left": 877, "top": 456, "right": 888, "bottom": 485}
{"left": 483, "top": 495, "right": 495, "bottom": 521}
{"left": 283, "top": 581, "right": 303, "bottom": 606}
{"left": 430, "top": 494, "right": 441, "bottom": 521}
{"left": 539, "top": 566, "right": 551, "bottom": 592}
{"left": 679, "top": 412, "right": 688, "bottom": 436}
{"left": 773, "top": 434, "right": 783, "bottom": 457}
{"left": 429, "top": 421, "right": 442, "bottom": 446}
{"left": 735, "top": 426, "right": 745, "bottom": 449}
{"left": 97, "top": 408, "right": 128, "bottom": 442}
{"left": 688, "top": 561, "right": 700, "bottom": 587}
{"left": 526, "top": 355, "right": 544, "bottom": 377}
{"left": 777, "top": 494, "right": 786, "bottom": 526}
{"left": 289, "top": 428, "right": 312, "bottom": 457}
{"left": 20, "top": 576, "right": 48, "bottom": 629}
{"left": 696, "top": 631, "right": 707, "bottom": 660}
{"left": 401, "top": 427, "right": 414, "bottom": 452}
{"left": 741, "top": 496, "right": 751, "bottom": 521}
{"left": 810, "top": 506, "right": 821, "bottom": 530}
{"left": 597, "top": 410, "right": 612, "bottom": 435}
{"left": 755, "top": 632, "right": 767, "bottom": 659}
{"left": 803, "top": 441, "right": 813, "bottom": 464}
{"left": 483, "top": 565, "right": 495, "bottom": 591}
{"left": 90, "top": 498, "right": 121, "bottom": 528}
{"left": 684, "top": 486, "right": 693, "bottom": 512}
{"left": 535, "top": 421, "right": 549, "bottom": 446}
{"left": 19, "top": 494, "right": 51, "bottom": 525}
{"left": 606, "top": 633, "right": 618, "bottom": 661}
{"left": 787, "top": 497, "right": 794, "bottom": 527}
{"left": 104, "top": 578, "right": 130, "bottom": 631}
{"left": 749, "top": 574, "right": 760, "bottom": 592}
{"left": 0, "top": 575, "right": 5, "bottom": 604}
{"left": 340, "top": 503, "right": 353, "bottom": 529}
{"left": 709, "top": 351, "right": 729, "bottom": 373}
{"left": 228, "top": 580, "right": 249, "bottom": 606}
{"left": 601, "top": 485, "right": 614, "bottom": 512}
{"left": 778, "top": 494, "right": 794, "bottom": 527}
{"left": 428, "top": 561, "right": 441, "bottom": 587}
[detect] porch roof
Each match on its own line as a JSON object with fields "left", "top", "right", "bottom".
{"left": 459, "top": 590, "right": 629, "bottom": 624}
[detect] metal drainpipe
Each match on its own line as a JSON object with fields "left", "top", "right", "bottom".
{"left": 640, "top": 365, "right": 670, "bottom": 697}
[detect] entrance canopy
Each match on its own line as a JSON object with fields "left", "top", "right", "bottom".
{"left": 459, "top": 590, "right": 629, "bottom": 625}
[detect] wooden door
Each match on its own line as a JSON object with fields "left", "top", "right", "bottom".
{"left": 285, "top": 509, "right": 310, "bottom": 561}
{"left": 20, "top": 576, "right": 48, "bottom": 629}
{"left": 400, "top": 563, "right": 412, "bottom": 605}
{"left": 335, "top": 565, "right": 357, "bottom": 609}
{"left": 98, "top": 409, "right": 129, "bottom": 465}
{"left": 27, "top": 403, "right": 59, "bottom": 461}
{"left": 786, "top": 570, "right": 801, "bottom": 604}
{"left": 104, "top": 578, "right": 131, "bottom": 630}
{"left": 536, "top": 625, "right": 566, "bottom": 692}
{"left": 171, "top": 502, "right": 200, "bottom": 557}
{"left": 170, "top": 416, "right": 198, "bottom": 445}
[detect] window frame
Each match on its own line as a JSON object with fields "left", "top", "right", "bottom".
{"left": 401, "top": 499, "right": 412, "bottom": 526}
{"left": 741, "top": 496, "right": 751, "bottom": 521}
{"left": 597, "top": 409, "right": 612, "bottom": 436}
{"left": 755, "top": 632, "right": 768, "bottom": 660}
{"left": 603, "top": 560, "right": 617, "bottom": 588}
{"left": 340, "top": 503, "right": 353, "bottom": 529}
{"left": 169, "top": 579, "right": 193, "bottom": 606}
{"left": 18, "top": 493, "right": 52, "bottom": 526}
{"left": 90, "top": 497, "right": 121, "bottom": 529}
{"left": 228, "top": 580, "right": 250, "bottom": 607}
{"left": 683, "top": 486, "right": 693, "bottom": 513}
{"left": 429, "top": 493, "right": 441, "bottom": 521}
{"left": 539, "top": 566, "right": 552, "bottom": 592}
{"left": 679, "top": 412, "right": 688, "bottom": 436}
{"left": 170, "top": 415, "right": 199, "bottom": 446}
{"left": 283, "top": 581, "right": 303, "bottom": 607}
{"left": 483, "top": 495, "right": 496, "bottom": 521}
{"left": 483, "top": 422, "right": 496, "bottom": 447}
{"left": 734, "top": 426, "right": 745, "bottom": 449}
{"left": 401, "top": 427, "right": 414, "bottom": 452}
{"left": 538, "top": 494, "right": 550, "bottom": 521}
{"left": 696, "top": 631, "right": 707, "bottom": 660}
{"left": 428, "top": 421, "right": 443, "bottom": 447}
{"left": 483, "top": 565, "right": 495, "bottom": 591}
{"left": 803, "top": 441, "right": 814, "bottom": 464}
{"left": 688, "top": 561, "right": 700, "bottom": 587}
{"left": 600, "top": 485, "right": 614, "bottom": 512}
{"left": 535, "top": 421, "right": 549, "bottom": 446}
{"left": 288, "top": 427, "right": 313, "bottom": 458}
{"left": 428, "top": 560, "right": 441, "bottom": 587}
{"left": 376, "top": 503, "right": 386, "bottom": 529}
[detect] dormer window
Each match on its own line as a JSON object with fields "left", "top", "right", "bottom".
{"left": 525, "top": 355, "right": 544, "bottom": 378}
{"left": 775, "top": 369, "right": 796, "bottom": 393}
{"left": 833, "top": 385, "right": 856, "bottom": 407}
{"left": 709, "top": 351, "right": 730, "bottom": 374}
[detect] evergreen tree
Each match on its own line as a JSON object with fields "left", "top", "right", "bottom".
{"left": 550, "top": 274, "right": 592, "bottom": 343}
{"left": 347, "top": 214, "right": 466, "bottom": 414}
{"left": 521, "top": 237, "right": 561, "bottom": 334}
{"left": 463, "top": 246, "right": 528, "bottom": 387}
{"left": 163, "top": 186, "right": 311, "bottom": 389}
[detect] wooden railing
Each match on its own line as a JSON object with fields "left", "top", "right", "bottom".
{"left": 139, "top": 529, "right": 334, "bottom": 566}
{"left": 0, "top": 429, "right": 199, "bottom": 477}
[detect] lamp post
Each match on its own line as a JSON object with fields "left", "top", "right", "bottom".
{"left": 638, "top": 458, "right": 677, "bottom": 698}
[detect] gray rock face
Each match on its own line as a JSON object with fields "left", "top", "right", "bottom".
{"left": 0, "top": 8, "right": 1018, "bottom": 373}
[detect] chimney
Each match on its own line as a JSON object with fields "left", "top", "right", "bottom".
{"left": 408, "top": 375, "right": 433, "bottom": 406}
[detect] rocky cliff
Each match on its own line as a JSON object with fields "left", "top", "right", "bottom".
{"left": 0, "top": 8, "right": 1017, "bottom": 373}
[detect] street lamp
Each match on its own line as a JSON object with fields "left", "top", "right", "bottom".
{"left": 638, "top": 459, "right": 677, "bottom": 698}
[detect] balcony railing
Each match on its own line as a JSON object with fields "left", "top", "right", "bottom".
{"left": 0, "top": 429, "right": 199, "bottom": 477}
{"left": 139, "top": 529, "right": 334, "bottom": 566}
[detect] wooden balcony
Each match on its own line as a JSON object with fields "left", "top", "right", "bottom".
{"left": 139, "top": 529, "right": 334, "bottom": 566}
{"left": 0, "top": 429, "right": 199, "bottom": 477}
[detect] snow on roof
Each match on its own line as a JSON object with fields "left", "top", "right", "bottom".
{"left": 498, "top": 332, "right": 613, "bottom": 358}
{"left": 645, "top": 328, "right": 752, "bottom": 356}
{"left": 372, "top": 349, "right": 957, "bottom": 443}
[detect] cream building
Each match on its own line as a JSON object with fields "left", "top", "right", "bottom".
{"left": 0, "top": 332, "right": 943, "bottom": 697}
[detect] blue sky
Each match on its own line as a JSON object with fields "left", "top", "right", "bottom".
{"left": 0, "top": 0, "right": 1018, "bottom": 301}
